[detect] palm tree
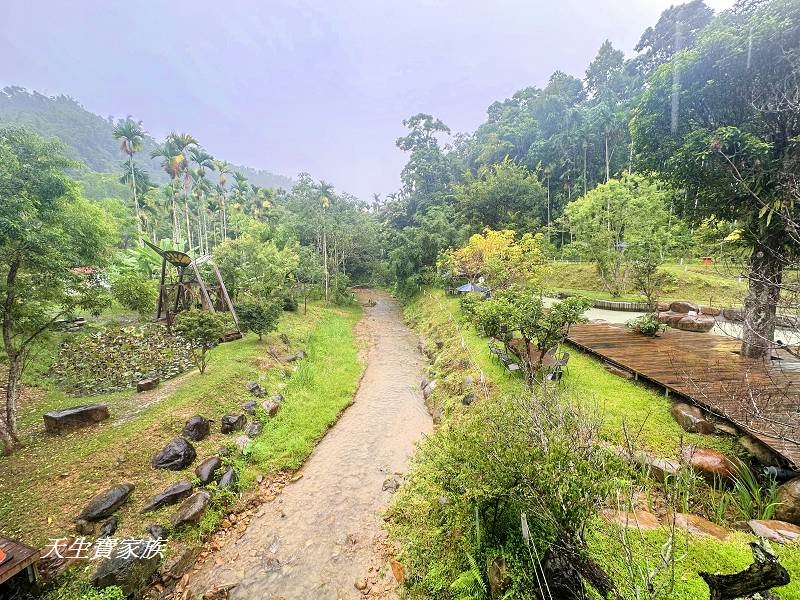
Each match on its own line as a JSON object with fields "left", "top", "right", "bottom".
{"left": 168, "top": 133, "right": 199, "bottom": 249}
{"left": 189, "top": 148, "right": 215, "bottom": 254}
{"left": 150, "top": 138, "right": 185, "bottom": 244}
{"left": 212, "top": 160, "right": 232, "bottom": 238}
{"left": 113, "top": 118, "right": 146, "bottom": 245}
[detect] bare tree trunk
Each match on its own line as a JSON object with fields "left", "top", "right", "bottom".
{"left": 322, "top": 229, "right": 329, "bottom": 303}
{"left": 129, "top": 155, "right": 143, "bottom": 246}
{"left": 2, "top": 258, "right": 22, "bottom": 455}
{"left": 184, "top": 196, "right": 192, "bottom": 250}
{"left": 741, "top": 228, "right": 783, "bottom": 359}
{"left": 605, "top": 132, "right": 610, "bottom": 183}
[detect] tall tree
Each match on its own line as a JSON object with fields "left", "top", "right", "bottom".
{"left": 113, "top": 118, "right": 146, "bottom": 245}
{"left": 0, "top": 128, "right": 115, "bottom": 454}
{"left": 633, "top": 0, "right": 800, "bottom": 357}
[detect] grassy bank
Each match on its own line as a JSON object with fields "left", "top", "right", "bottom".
{"left": 389, "top": 289, "right": 799, "bottom": 599}
{"left": 543, "top": 262, "right": 748, "bottom": 307}
{"left": 0, "top": 302, "right": 363, "bottom": 549}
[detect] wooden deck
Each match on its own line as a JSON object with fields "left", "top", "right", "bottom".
{"left": 0, "top": 536, "right": 38, "bottom": 586}
{"left": 566, "top": 322, "right": 800, "bottom": 468}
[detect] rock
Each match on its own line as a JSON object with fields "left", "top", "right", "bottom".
{"left": 43, "top": 404, "right": 109, "bottom": 434}
{"left": 420, "top": 379, "right": 430, "bottom": 390}
{"left": 217, "top": 466, "right": 239, "bottom": 491}
{"left": 722, "top": 307, "right": 744, "bottom": 322}
{"left": 78, "top": 483, "right": 135, "bottom": 521}
{"left": 195, "top": 456, "right": 222, "bottom": 484}
{"left": 670, "top": 512, "right": 730, "bottom": 540}
{"left": 681, "top": 446, "right": 737, "bottom": 482}
{"left": 146, "top": 524, "right": 167, "bottom": 540}
{"left": 611, "top": 446, "right": 681, "bottom": 483}
{"left": 775, "top": 478, "right": 800, "bottom": 525}
{"left": 461, "top": 392, "right": 476, "bottom": 406}
{"left": 422, "top": 380, "right": 437, "bottom": 399}
{"left": 99, "top": 516, "right": 118, "bottom": 538}
{"left": 170, "top": 491, "right": 211, "bottom": 527}
{"left": 242, "top": 400, "right": 257, "bottom": 414}
{"left": 75, "top": 518, "right": 95, "bottom": 535}
{"left": 287, "top": 350, "right": 306, "bottom": 362}
{"left": 438, "top": 496, "right": 450, "bottom": 506}
{"left": 389, "top": 558, "right": 405, "bottom": 583}
{"left": 463, "top": 375, "right": 474, "bottom": 389}
{"left": 272, "top": 393, "right": 283, "bottom": 404}
{"left": 246, "top": 381, "right": 266, "bottom": 398}
{"left": 700, "top": 305, "right": 722, "bottom": 316}
{"left": 159, "top": 544, "right": 201, "bottom": 580}
{"left": 488, "top": 556, "right": 511, "bottom": 599}
{"left": 738, "top": 436, "right": 780, "bottom": 466}
{"left": 748, "top": 520, "right": 800, "bottom": 544}
{"left": 715, "top": 422, "right": 738, "bottom": 436}
{"left": 181, "top": 416, "right": 210, "bottom": 441}
{"left": 245, "top": 421, "right": 263, "bottom": 438}
{"left": 354, "top": 578, "right": 368, "bottom": 591}
{"left": 601, "top": 509, "right": 661, "bottom": 530}
{"left": 677, "top": 314, "right": 716, "bottom": 332}
{"left": 262, "top": 400, "right": 280, "bottom": 417}
{"left": 152, "top": 437, "right": 196, "bottom": 470}
{"left": 141, "top": 480, "right": 193, "bottom": 513}
{"left": 90, "top": 540, "right": 162, "bottom": 598}
{"left": 382, "top": 476, "right": 401, "bottom": 493}
{"left": 220, "top": 414, "right": 246, "bottom": 433}
{"left": 233, "top": 435, "right": 250, "bottom": 452}
{"left": 670, "top": 403, "right": 715, "bottom": 434}
{"left": 136, "top": 377, "right": 160, "bottom": 392}
{"left": 670, "top": 301, "right": 700, "bottom": 314}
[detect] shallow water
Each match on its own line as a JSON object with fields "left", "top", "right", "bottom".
{"left": 187, "top": 290, "right": 432, "bottom": 599}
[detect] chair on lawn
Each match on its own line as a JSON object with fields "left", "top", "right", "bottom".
{"left": 546, "top": 352, "right": 570, "bottom": 382}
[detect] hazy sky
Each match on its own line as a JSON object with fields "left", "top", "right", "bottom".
{"left": 1, "top": 0, "right": 733, "bottom": 200}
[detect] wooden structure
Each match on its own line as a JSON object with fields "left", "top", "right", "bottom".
{"left": 144, "top": 241, "right": 239, "bottom": 331}
{"left": 0, "top": 537, "right": 38, "bottom": 588}
{"left": 566, "top": 322, "right": 800, "bottom": 468}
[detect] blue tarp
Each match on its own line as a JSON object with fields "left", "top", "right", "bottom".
{"left": 455, "top": 282, "right": 489, "bottom": 293}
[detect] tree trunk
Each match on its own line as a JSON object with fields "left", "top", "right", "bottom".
{"left": 741, "top": 227, "right": 783, "bottom": 359}
{"left": 604, "top": 132, "right": 610, "bottom": 183}
{"left": 129, "top": 156, "right": 143, "bottom": 246}
{"left": 700, "top": 540, "right": 790, "bottom": 600}
{"left": 184, "top": 196, "right": 192, "bottom": 250}
{"left": 2, "top": 257, "right": 22, "bottom": 455}
{"left": 322, "top": 229, "right": 329, "bottom": 303}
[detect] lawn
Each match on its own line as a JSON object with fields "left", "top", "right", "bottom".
{"left": 0, "top": 302, "right": 364, "bottom": 548}
{"left": 543, "top": 261, "right": 748, "bottom": 307}
{"left": 400, "top": 289, "right": 799, "bottom": 599}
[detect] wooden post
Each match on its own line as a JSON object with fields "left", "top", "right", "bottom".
{"left": 156, "top": 256, "right": 167, "bottom": 320}
{"left": 191, "top": 261, "right": 215, "bottom": 313}
{"left": 213, "top": 264, "right": 239, "bottom": 329}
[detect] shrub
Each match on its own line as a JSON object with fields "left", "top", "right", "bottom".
{"left": 282, "top": 294, "right": 299, "bottom": 312}
{"left": 236, "top": 299, "right": 282, "bottom": 340}
{"left": 173, "top": 309, "right": 226, "bottom": 373}
{"left": 626, "top": 313, "right": 666, "bottom": 337}
{"left": 111, "top": 272, "right": 158, "bottom": 315}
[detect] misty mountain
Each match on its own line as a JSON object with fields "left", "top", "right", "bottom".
{"left": 0, "top": 86, "right": 294, "bottom": 191}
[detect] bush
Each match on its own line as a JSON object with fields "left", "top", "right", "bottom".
{"left": 282, "top": 294, "right": 299, "bottom": 312}
{"left": 39, "top": 574, "right": 124, "bottom": 600}
{"left": 626, "top": 313, "right": 666, "bottom": 337}
{"left": 236, "top": 299, "right": 283, "bottom": 340}
{"left": 111, "top": 272, "right": 158, "bottom": 315}
{"left": 173, "top": 309, "right": 226, "bottom": 373}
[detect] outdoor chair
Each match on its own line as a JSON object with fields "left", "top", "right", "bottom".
{"left": 546, "top": 352, "right": 570, "bottom": 382}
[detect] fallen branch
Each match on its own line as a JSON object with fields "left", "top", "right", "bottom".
{"left": 699, "top": 539, "right": 790, "bottom": 600}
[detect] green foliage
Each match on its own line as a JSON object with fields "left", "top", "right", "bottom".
{"left": 110, "top": 272, "right": 158, "bottom": 315}
{"left": 449, "top": 550, "right": 488, "bottom": 600}
{"left": 49, "top": 323, "right": 193, "bottom": 394}
{"left": 729, "top": 460, "right": 780, "bottom": 521}
{"left": 236, "top": 299, "right": 282, "bottom": 340}
{"left": 563, "top": 174, "right": 684, "bottom": 297}
{"left": 630, "top": 247, "right": 676, "bottom": 310}
{"left": 214, "top": 220, "right": 298, "bottom": 301}
{"left": 38, "top": 572, "right": 124, "bottom": 600}
{"left": 455, "top": 158, "right": 546, "bottom": 233}
{"left": 626, "top": 313, "right": 666, "bottom": 337}
{"left": 173, "top": 309, "right": 226, "bottom": 374}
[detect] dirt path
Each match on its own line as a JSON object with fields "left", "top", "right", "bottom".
{"left": 187, "top": 290, "right": 431, "bottom": 599}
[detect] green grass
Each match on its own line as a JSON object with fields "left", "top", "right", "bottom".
{"left": 0, "top": 302, "right": 364, "bottom": 548}
{"left": 399, "top": 289, "right": 800, "bottom": 599}
{"left": 407, "top": 290, "right": 736, "bottom": 458}
{"left": 543, "top": 261, "right": 748, "bottom": 307}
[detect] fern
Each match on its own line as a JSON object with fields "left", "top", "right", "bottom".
{"left": 449, "top": 550, "right": 487, "bottom": 600}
